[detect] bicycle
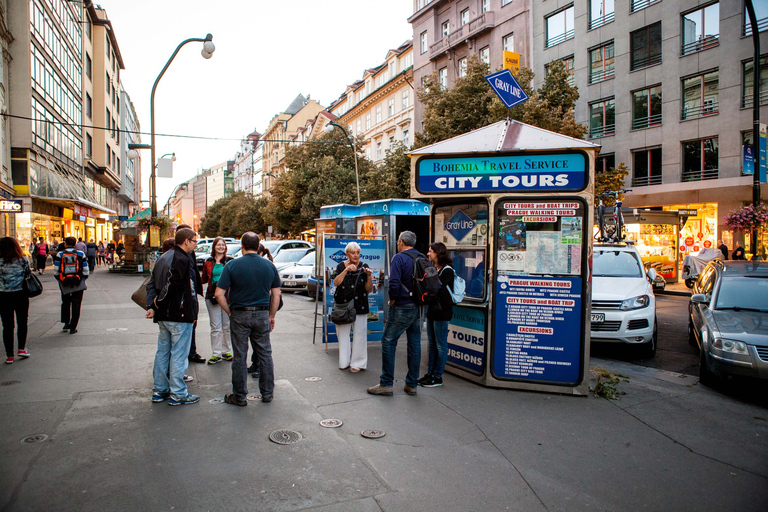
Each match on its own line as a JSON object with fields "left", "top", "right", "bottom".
{"left": 595, "top": 189, "right": 631, "bottom": 243}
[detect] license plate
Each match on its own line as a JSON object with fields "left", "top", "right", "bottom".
{"left": 591, "top": 313, "right": 605, "bottom": 323}
{"left": 283, "top": 281, "right": 297, "bottom": 286}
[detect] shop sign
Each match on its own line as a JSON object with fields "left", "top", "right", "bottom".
{"left": 703, "top": 240, "right": 712, "bottom": 248}
{"left": 685, "top": 237, "right": 694, "bottom": 246}
{"left": 74, "top": 205, "right": 93, "bottom": 218}
{"left": 447, "top": 306, "right": 486, "bottom": 374}
{"left": 678, "top": 209, "right": 697, "bottom": 217}
{"left": 416, "top": 153, "right": 587, "bottom": 194}
{"left": 445, "top": 210, "right": 475, "bottom": 242}
{"left": 0, "top": 200, "right": 23, "bottom": 213}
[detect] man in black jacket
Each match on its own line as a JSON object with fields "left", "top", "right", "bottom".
{"left": 145, "top": 228, "right": 203, "bottom": 405}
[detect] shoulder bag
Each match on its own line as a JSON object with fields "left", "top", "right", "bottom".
{"left": 330, "top": 271, "right": 360, "bottom": 325}
{"left": 24, "top": 268, "right": 43, "bottom": 298}
{"left": 131, "top": 275, "right": 151, "bottom": 310}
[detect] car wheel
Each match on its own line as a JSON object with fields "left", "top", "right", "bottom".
{"left": 685, "top": 278, "right": 695, "bottom": 289}
{"left": 687, "top": 320, "right": 697, "bottom": 346}
{"left": 638, "top": 317, "right": 658, "bottom": 359}
{"left": 698, "top": 347, "right": 716, "bottom": 386}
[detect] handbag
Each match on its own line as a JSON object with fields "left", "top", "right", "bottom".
{"left": 330, "top": 271, "right": 360, "bottom": 324}
{"left": 131, "top": 276, "right": 151, "bottom": 310}
{"left": 24, "top": 269, "right": 43, "bottom": 298}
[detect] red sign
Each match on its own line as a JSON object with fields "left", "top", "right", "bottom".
{"left": 697, "top": 232, "right": 703, "bottom": 240}
{"left": 685, "top": 237, "right": 694, "bottom": 246}
{"left": 693, "top": 245, "right": 700, "bottom": 252}
{"left": 680, "top": 245, "right": 687, "bottom": 252}
{"left": 703, "top": 240, "right": 712, "bottom": 248}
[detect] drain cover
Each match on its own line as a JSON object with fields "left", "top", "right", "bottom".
{"left": 209, "top": 398, "right": 225, "bottom": 404}
{"left": 361, "top": 430, "right": 385, "bottom": 439}
{"left": 305, "top": 377, "right": 322, "bottom": 382}
{"left": 269, "top": 429, "right": 302, "bottom": 445}
{"left": 1, "top": 380, "right": 20, "bottom": 386}
{"left": 246, "top": 394, "right": 261, "bottom": 401}
{"left": 21, "top": 434, "right": 48, "bottom": 444}
{"left": 320, "top": 419, "right": 343, "bottom": 428}
{"left": 106, "top": 328, "right": 128, "bottom": 332}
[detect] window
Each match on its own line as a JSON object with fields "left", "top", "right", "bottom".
{"left": 420, "top": 31, "right": 428, "bottom": 54}
{"left": 589, "top": 0, "right": 615, "bottom": 30}
{"left": 631, "top": 0, "right": 661, "bottom": 13}
{"left": 116, "top": 157, "right": 120, "bottom": 176}
{"left": 86, "top": 133, "right": 92, "bottom": 157}
{"left": 632, "top": 148, "right": 662, "bottom": 186}
{"left": 105, "top": 72, "right": 110, "bottom": 92}
{"left": 356, "top": 120, "right": 362, "bottom": 135}
{"left": 479, "top": 46, "right": 490, "bottom": 64}
{"left": 376, "top": 106, "right": 382, "bottom": 124}
{"left": 632, "top": 85, "right": 662, "bottom": 129}
{"left": 105, "top": 107, "right": 110, "bottom": 133}
{"left": 461, "top": 9, "right": 470, "bottom": 26}
{"left": 503, "top": 33, "right": 514, "bottom": 53}
{"left": 106, "top": 34, "right": 111, "bottom": 58}
{"left": 681, "top": 70, "right": 718, "bottom": 120}
{"left": 589, "top": 98, "right": 615, "bottom": 138}
{"left": 546, "top": 56, "right": 575, "bottom": 87}
{"left": 742, "top": 56, "right": 768, "bottom": 108}
{"left": 744, "top": 1, "right": 768, "bottom": 36}
{"left": 682, "top": 3, "right": 719, "bottom": 55}
{"left": 442, "top": 21, "right": 450, "bottom": 38}
{"left": 85, "top": 93, "right": 92, "bottom": 119}
{"left": 403, "top": 129, "right": 410, "bottom": 147}
{"left": 589, "top": 42, "right": 615, "bottom": 83}
{"left": 439, "top": 67, "right": 447, "bottom": 89}
{"left": 630, "top": 22, "right": 662, "bottom": 70}
{"left": 86, "top": 18, "right": 92, "bottom": 40}
{"left": 458, "top": 57, "right": 468, "bottom": 78}
{"left": 545, "top": 6, "right": 574, "bottom": 48}
{"left": 502, "top": 0, "right": 513, "bottom": 5}
{"left": 596, "top": 154, "right": 615, "bottom": 173}
{"left": 106, "top": 144, "right": 110, "bottom": 166}
{"left": 85, "top": 53, "right": 91, "bottom": 79}
{"left": 682, "top": 137, "right": 719, "bottom": 181}
{"left": 402, "top": 90, "right": 410, "bottom": 109}
{"left": 388, "top": 98, "right": 395, "bottom": 117}
{"left": 366, "top": 114, "right": 371, "bottom": 130}
{"left": 376, "top": 141, "right": 382, "bottom": 160}
{"left": 482, "top": 0, "right": 490, "bottom": 13}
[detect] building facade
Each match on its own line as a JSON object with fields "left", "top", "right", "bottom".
{"left": 233, "top": 130, "right": 261, "bottom": 196}
{"left": 205, "top": 160, "right": 234, "bottom": 208}
{"left": 119, "top": 84, "right": 141, "bottom": 218}
{"left": 163, "top": 179, "right": 194, "bottom": 228}
{"left": 0, "top": 0, "right": 14, "bottom": 238}
{"left": 531, "top": 0, "right": 768, "bottom": 257}
{"left": 409, "top": 0, "right": 532, "bottom": 133}
{"left": 192, "top": 169, "right": 210, "bottom": 233}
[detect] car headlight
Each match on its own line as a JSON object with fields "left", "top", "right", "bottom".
{"left": 711, "top": 338, "right": 748, "bottom": 354}
{"left": 620, "top": 295, "right": 650, "bottom": 310}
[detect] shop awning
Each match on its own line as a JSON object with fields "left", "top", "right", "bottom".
{"left": 75, "top": 197, "right": 117, "bottom": 216}
{"left": 30, "top": 195, "right": 117, "bottom": 216}
{"left": 127, "top": 208, "right": 152, "bottom": 221}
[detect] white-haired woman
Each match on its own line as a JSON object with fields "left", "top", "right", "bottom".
{"left": 331, "top": 241, "right": 373, "bottom": 372}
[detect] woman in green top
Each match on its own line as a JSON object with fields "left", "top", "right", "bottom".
{"left": 201, "top": 237, "right": 234, "bottom": 364}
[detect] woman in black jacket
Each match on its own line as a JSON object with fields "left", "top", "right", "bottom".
{"left": 419, "top": 242, "right": 454, "bottom": 388}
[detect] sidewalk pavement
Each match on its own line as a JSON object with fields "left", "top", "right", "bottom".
{"left": 1, "top": 268, "right": 766, "bottom": 511}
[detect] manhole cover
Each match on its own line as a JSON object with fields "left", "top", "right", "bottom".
{"left": 305, "top": 377, "right": 322, "bottom": 382}
{"left": 106, "top": 328, "right": 128, "bottom": 332}
{"left": 361, "top": 430, "right": 385, "bottom": 439}
{"left": 208, "top": 398, "right": 225, "bottom": 404}
{"left": 246, "top": 394, "right": 261, "bottom": 401}
{"left": 269, "top": 429, "right": 302, "bottom": 445}
{"left": 21, "top": 434, "right": 48, "bottom": 444}
{"left": 1, "top": 380, "right": 20, "bottom": 386}
{"left": 320, "top": 419, "right": 343, "bottom": 428}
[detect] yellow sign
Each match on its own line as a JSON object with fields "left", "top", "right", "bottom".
{"left": 150, "top": 226, "right": 160, "bottom": 247}
{"left": 503, "top": 51, "right": 520, "bottom": 75}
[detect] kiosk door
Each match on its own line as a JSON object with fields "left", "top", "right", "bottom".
{"left": 492, "top": 198, "right": 588, "bottom": 386}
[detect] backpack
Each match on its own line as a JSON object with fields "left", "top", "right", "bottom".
{"left": 403, "top": 251, "right": 441, "bottom": 306}
{"left": 59, "top": 251, "right": 82, "bottom": 285}
{"left": 441, "top": 266, "right": 466, "bottom": 304}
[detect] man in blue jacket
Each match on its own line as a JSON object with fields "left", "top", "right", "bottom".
{"left": 145, "top": 228, "right": 203, "bottom": 405}
{"left": 368, "top": 230, "right": 423, "bottom": 397}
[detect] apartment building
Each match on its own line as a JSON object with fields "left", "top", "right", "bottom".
{"left": 233, "top": 129, "right": 261, "bottom": 196}
{"left": 192, "top": 169, "right": 211, "bottom": 233}
{"left": 119, "top": 85, "right": 141, "bottom": 218}
{"left": 164, "top": 180, "right": 194, "bottom": 228}
{"left": 0, "top": 0, "right": 14, "bottom": 238}
{"left": 409, "top": 0, "right": 532, "bottom": 132}
{"left": 531, "top": 0, "right": 768, "bottom": 256}
{"left": 261, "top": 94, "right": 323, "bottom": 196}
{"left": 205, "top": 160, "right": 234, "bottom": 208}
{"left": 327, "top": 40, "right": 415, "bottom": 164}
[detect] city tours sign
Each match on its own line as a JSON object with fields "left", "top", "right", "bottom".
{"left": 416, "top": 152, "right": 588, "bottom": 194}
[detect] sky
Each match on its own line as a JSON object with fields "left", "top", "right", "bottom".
{"left": 96, "top": 0, "right": 414, "bottom": 210}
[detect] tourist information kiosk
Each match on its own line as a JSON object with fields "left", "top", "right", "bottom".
{"left": 355, "top": 199, "right": 431, "bottom": 259}
{"left": 410, "top": 119, "right": 600, "bottom": 396}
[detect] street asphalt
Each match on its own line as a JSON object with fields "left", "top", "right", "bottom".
{"left": 1, "top": 266, "right": 767, "bottom": 511}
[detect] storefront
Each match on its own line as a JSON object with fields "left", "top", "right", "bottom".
{"left": 622, "top": 210, "right": 682, "bottom": 283}
{"left": 662, "top": 203, "right": 719, "bottom": 260}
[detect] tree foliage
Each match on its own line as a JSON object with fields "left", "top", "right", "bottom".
{"left": 199, "top": 191, "right": 268, "bottom": 238}
{"left": 594, "top": 163, "right": 629, "bottom": 205}
{"left": 363, "top": 141, "right": 412, "bottom": 199}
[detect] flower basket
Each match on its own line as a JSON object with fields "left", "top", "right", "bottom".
{"left": 723, "top": 203, "right": 768, "bottom": 231}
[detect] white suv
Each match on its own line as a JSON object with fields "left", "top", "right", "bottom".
{"left": 591, "top": 243, "right": 658, "bottom": 359}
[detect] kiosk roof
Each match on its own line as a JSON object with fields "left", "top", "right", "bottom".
{"left": 408, "top": 119, "right": 600, "bottom": 155}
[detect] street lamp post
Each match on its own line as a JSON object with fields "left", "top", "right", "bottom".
{"left": 745, "top": 0, "right": 762, "bottom": 258}
{"left": 128, "top": 34, "right": 215, "bottom": 219}
{"left": 324, "top": 121, "right": 360, "bottom": 205}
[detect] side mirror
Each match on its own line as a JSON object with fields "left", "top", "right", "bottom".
{"left": 646, "top": 268, "right": 657, "bottom": 282}
{"left": 691, "top": 293, "right": 707, "bottom": 304}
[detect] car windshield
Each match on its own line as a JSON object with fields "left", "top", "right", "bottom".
{"left": 262, "top": 241, "right": 282, "bottom": 253}
{"left": 273, "top": 249, "right": 307, "bottom": 263}
{"left": 298, "top": 253, "right": 315, "bottom": 265}
{"left": 226, "top": 244, "right": 241, "bottom": 256}
{"left": 593, "top": 250, "right": 643, "bottom": 278}
{"left": 714, "top": 276, "right": 768, "bottom": 311}
{"left": 195, "top": 243, "right": 211, "bottom": 254}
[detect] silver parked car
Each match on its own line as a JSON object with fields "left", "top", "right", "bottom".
{"left": 689, "top": 260, "right": 768, "bottom": 384}
{"left": 280, "top": 252, "right": 315, "bottom": 294}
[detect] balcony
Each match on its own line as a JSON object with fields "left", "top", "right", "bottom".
{"left": 546, "top": 29, "right": 574, "bottom": 49}
{"left": 630, "top": 52, "right": 662, "bottom": 71}
{"left": 682, "top": 168, "right": 718, "bottom": 182}
{"left": 589, "top": 124, "right": 615, "bottom": 139}
{"left": 631, "top": 113, "right": 662, "bottom": 130}
{"left": 681, "top": 35, "right": 719, "bottom": 56}
{"left": 632, "top": 174, "right": 663, "bottom": 187}
{"left": 430, "top": 11, "right": 495, "bottom": 59}
{"left": 589, "top": 67, "right": 615, "bottom": 84}
{"left": 630, "top": 0, "right": 661, "bottom": 14}
{"left": 681, "top": 102, "right": 719, "bottom": 121}
{"left": 589, "top": 12, "right": 615, "bottom": 30}
{"left": 742, "top": 90, "right": 768, "bottom": 108}
{"left": 744, "top": 16, "right": 768, "bottom": 37}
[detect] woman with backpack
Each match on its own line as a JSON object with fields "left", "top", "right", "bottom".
{"left": 201, "top": 237, "right": 234, "bottom": 364}
{"left": 0, "top": 237, "right": 32, "bottom": 363}
{"left": 35, "top": 237, "right": 48, "bottom": 275}
{"left": 419, "top": 242, "right": 455, "bottom": 388}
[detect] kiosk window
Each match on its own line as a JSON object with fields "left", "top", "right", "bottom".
{"left": 434, "top": 203, "right": 489, "bottom": 301}
{"left": 449, "top": 250, "right": 485, "bottom": 299}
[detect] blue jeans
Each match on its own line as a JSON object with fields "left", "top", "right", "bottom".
{"left": 231, "top": 310, "right": 274, "bottom": 400}
{"left": 426, "top": 319, "right": 449, "bottom": 378}
{"left": 380, "top": 303, "right": 421, "bottom": 388}
{"left": 153, "top": 321, "right": 194, "bottom": 397}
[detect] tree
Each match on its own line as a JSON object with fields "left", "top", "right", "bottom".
{"left": 594, "top": 163, "right": 629, "bottom": 205}
{"left": 363, "top": 141, "right": 411, "bottom": 199}
{"left": 199, "top": 192, "right": 269, "bottom": 238}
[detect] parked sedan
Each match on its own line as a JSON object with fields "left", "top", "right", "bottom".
{"left": 279, "top": 252, "right": 316, "bottom": 294}
{"left": 234, "top": 239, "right": 313, "bottom": 259}
{"left": 272, "top": 247, "right": 314, "bottom": 272}
{"left": 195, "top": 242, "right": 241, "bottom": 270}
{"left": 689, "top": 260, "right": 768, "bottom": 384}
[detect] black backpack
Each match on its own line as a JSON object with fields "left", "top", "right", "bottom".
{"left": 403, "top": 251, "right": 441, "bottom": 306}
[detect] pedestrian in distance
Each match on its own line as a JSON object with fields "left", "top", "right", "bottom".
{"left": 201, "top": 237, "right": 234, "bottom": 365}
{"left": 54, "top": 237, "right": 89, "bottom": 334}
{"left": 215, "top": 232, "right": 281, "bottom": 407}
{"left": 29, "top": 239, "right": 38, "bottom": 272}
{"left": 85, "top": 239, "right": 98, "bottom": 272}
{"left": 75, "top": 237, "right": 87, "bottom": 253}
{"left": 732, "top": 241, "right": 746, "bottom": 260}
{"left": 35, "top": 237, "right": 48, "bottom": 275}
{"left": 106, "top": 240, "right": 115, "bottom": 264}
{"left": 97, "top": 241, "right": 106, "bottom": 266}
{"left": 717, "top": 240, "right": 729, "bottom": 260}
{"left": 0, "top": 237, "right": 32, "bottom": 364}
{"left": 368, "top": 230, "right": 423, "bottom": 397}
{"left": 257, "top": 243, "right": 273, "bottom": 262}
{"left": 145, "top": 228, "right": 202, "bottom": 405}
{"left": 419, "top": 242, "right": 455, "bottom": 388}
{"left": 331, "top": 241, "right": 372, "bottom": 373}
{"left": 116, "top": 241, "right": 125, "bottom": 261}
{"left": 176, "top": 224, "right": 206, "bottom": 365}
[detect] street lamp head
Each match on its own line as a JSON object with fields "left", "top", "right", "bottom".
{"left": 127, "top": 149, "right": 139, "bottom": 161}
{"left": 323, "top": 123, "right": 335, "bottom": 134}
{"left": 201, "top": 49, "right": 213, "bottom": 60}
{"left": 203, "top": 40, "right": 215, "bottom": 54}
{"left": 171, "top": 153, "right": 177, "bottom": 162}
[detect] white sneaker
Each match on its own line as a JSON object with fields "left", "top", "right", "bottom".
{"left": 183, "top": 374, "right": 193, "bottom": 382}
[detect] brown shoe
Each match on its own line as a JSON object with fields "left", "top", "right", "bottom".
{"left": 404, "top": 384, "right": 417, "bottom": 396}
{"left": 224, "top": 393, "right": 247, "bottom": 407}
{"left": 367, "top": 384, "right": 393, "bottom": 396}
